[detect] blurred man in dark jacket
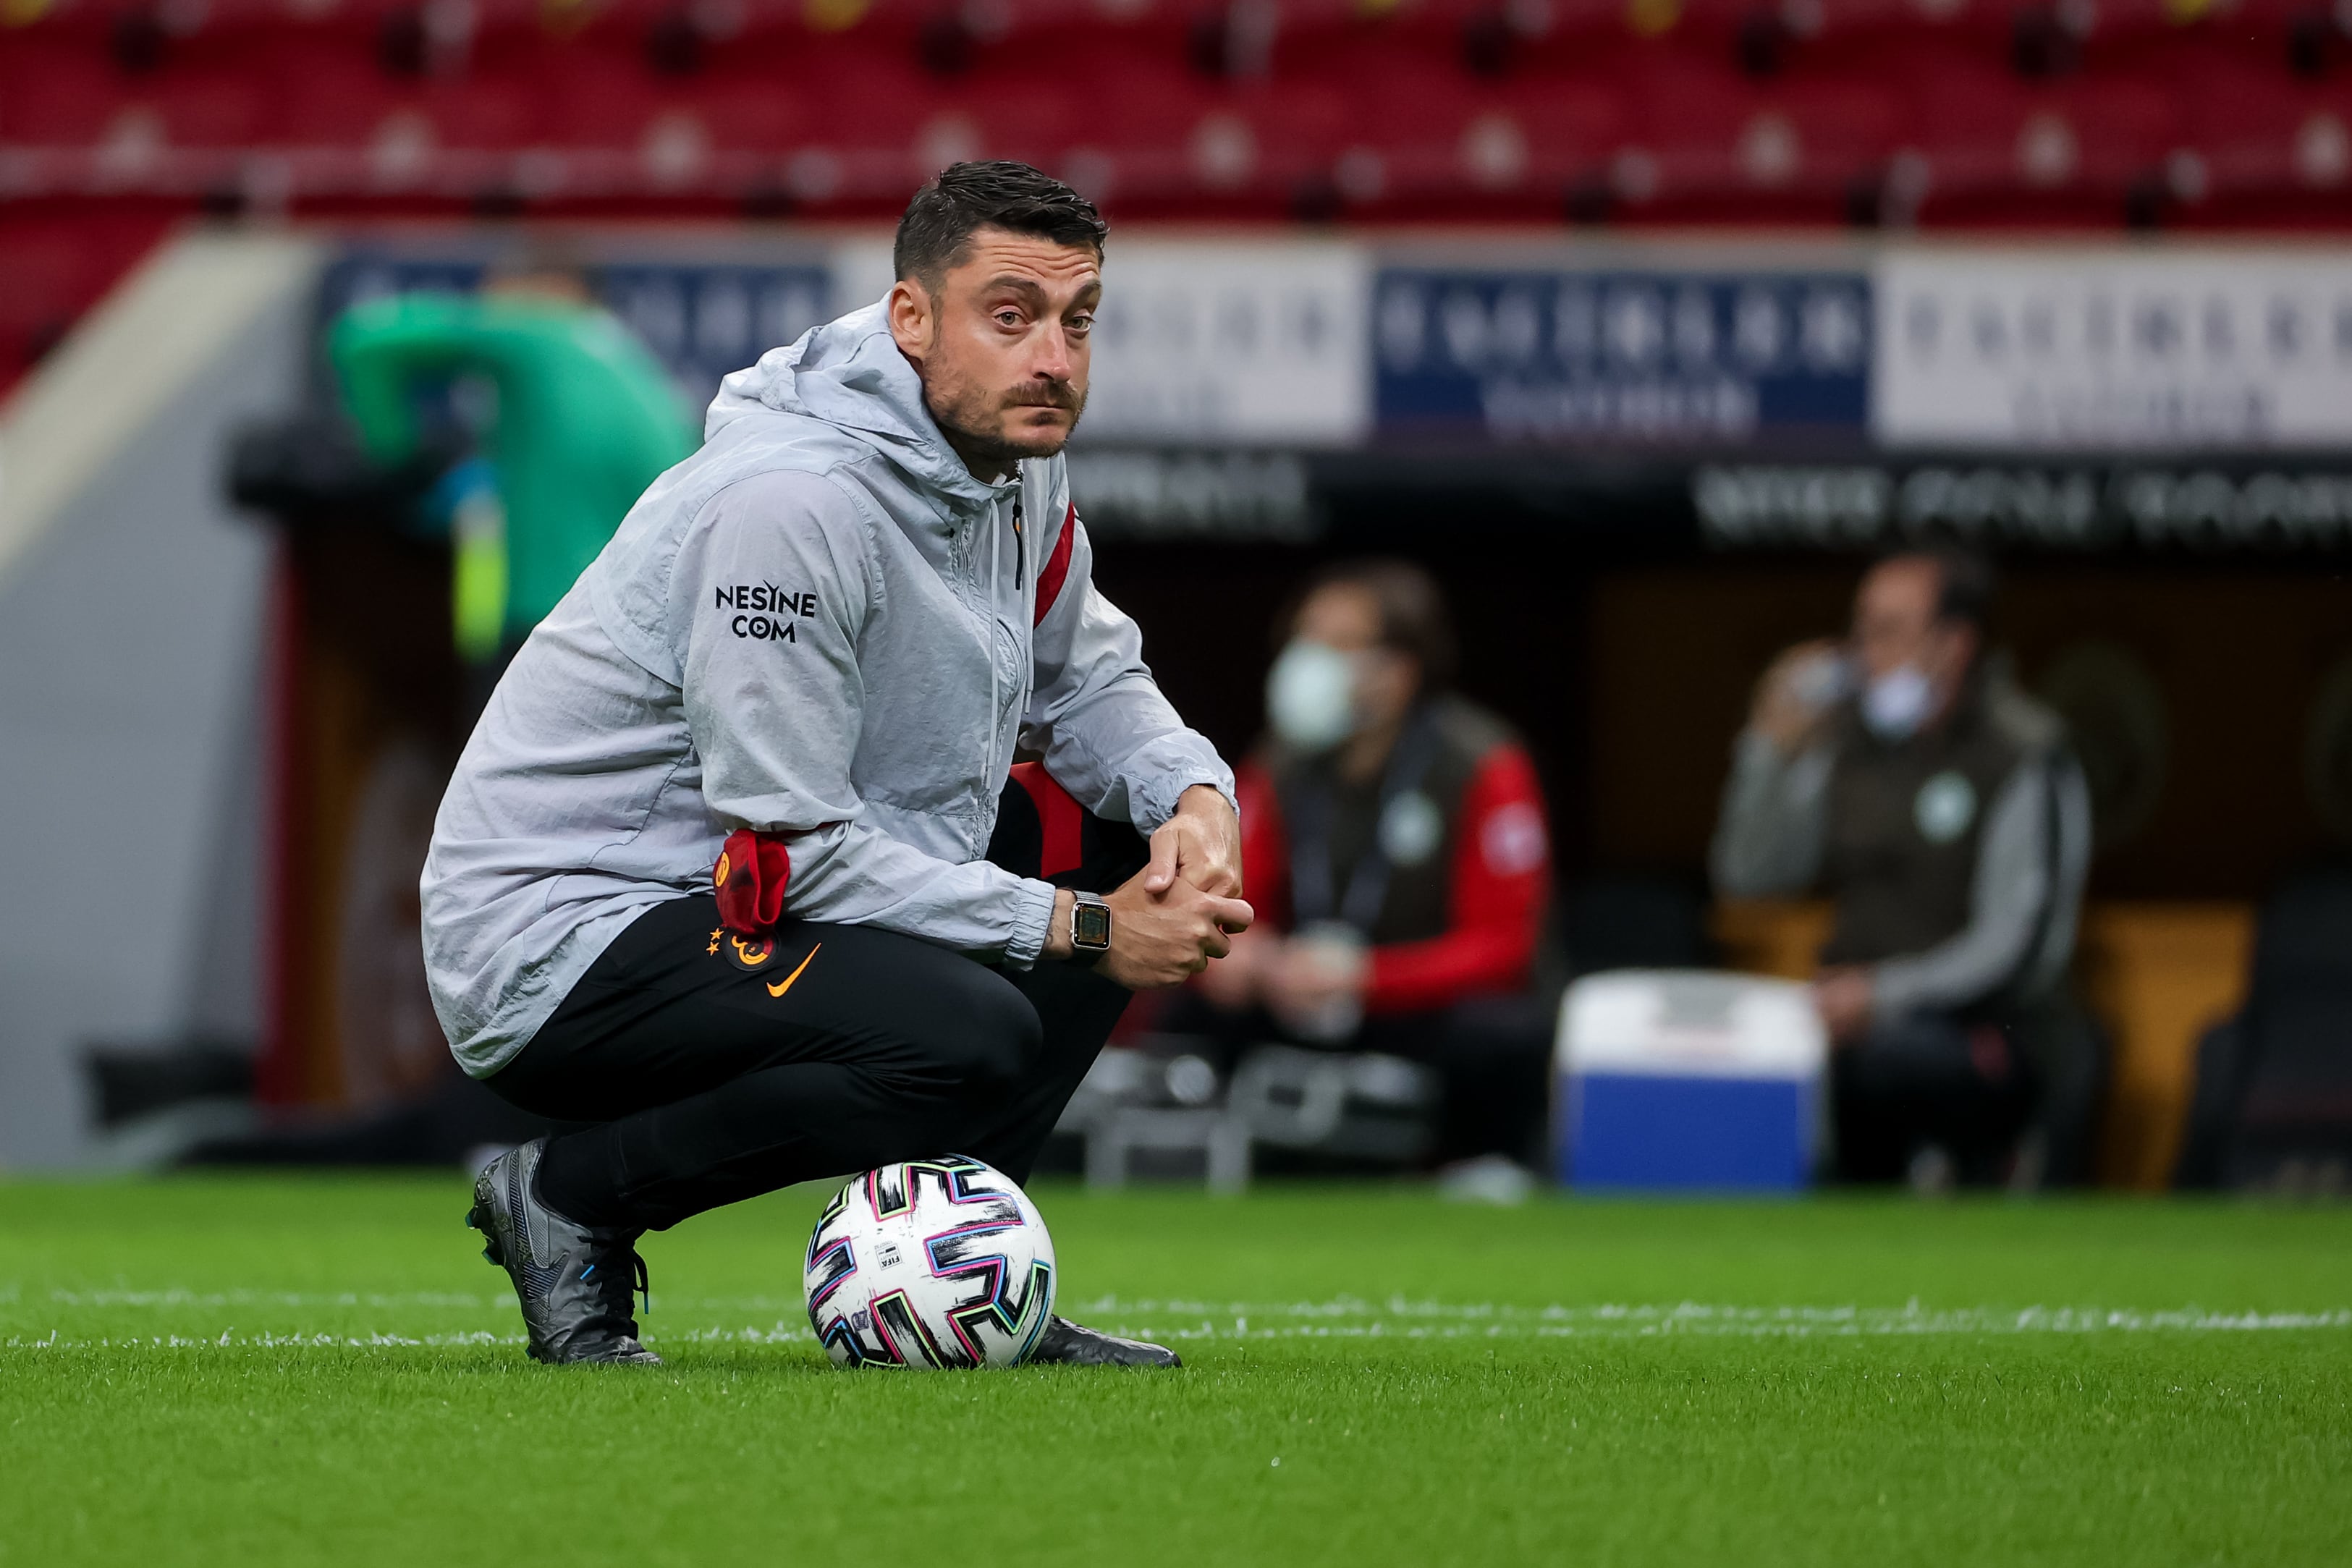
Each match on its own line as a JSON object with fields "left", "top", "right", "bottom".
{"left": 1712, "top": 550, "right": 2094, "bottom": 1187}
{"left": 1185, "top": 561, "right": 1554, "bottom": 1167}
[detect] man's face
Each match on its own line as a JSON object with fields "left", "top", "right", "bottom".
{"left": 1852, "top": 557, "right": 1974, "bottom": 691}
{"left": 887, "top": 226, "right": 1099, "bottom": 474}
{"left": 1294, "top": 582, "right": 1418, "bottom": 733}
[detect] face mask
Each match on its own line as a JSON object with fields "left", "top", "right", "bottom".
{"left": 1266, "top": 640, "right": 1358, "bottom": 753}
{"left": 1860, "top": 663, "right": 1934, "bottom": 741}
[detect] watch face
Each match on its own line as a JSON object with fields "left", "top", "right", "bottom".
{"left": 1073, "top": 899, "right": 1112, "bottom": 949}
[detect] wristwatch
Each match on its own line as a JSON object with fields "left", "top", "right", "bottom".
{"left": 1069, "top": 890, "right": 1112, "bottom": 959}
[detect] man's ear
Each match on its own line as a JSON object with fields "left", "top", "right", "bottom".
{"left": 887, "top": 278, "right": 933, "bottom": 363}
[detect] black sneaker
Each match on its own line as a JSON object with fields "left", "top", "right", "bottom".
{"left": 467, "top": 1140, "right": 661, "bottom": 1365}
{"left": 1030, "top": 1315, "right": 1182, "bottom": 1368}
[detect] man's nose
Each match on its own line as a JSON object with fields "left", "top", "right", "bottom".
{"left": 1028, "top": 323, "right": 1073, "bottom": 383}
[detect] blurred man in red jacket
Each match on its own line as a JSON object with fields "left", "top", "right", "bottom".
{"left": 1180, "top": 560, "right": 1554, "bottom": 1166}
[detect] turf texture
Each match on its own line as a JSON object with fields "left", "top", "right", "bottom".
{"left": 2, "top": 1178, "right": 2348, "bottom": 1567}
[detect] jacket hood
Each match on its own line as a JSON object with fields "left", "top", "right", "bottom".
{"left": 705, "top": 299, "right": 1003, "bottom": 512}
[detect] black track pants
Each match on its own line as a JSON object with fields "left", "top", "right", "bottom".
{"left": 486, "top": 789, "right": 1145, "bottom": 1232}
{"left": 1831, "top": 1012, "right": 2038, "bottom": 1184}
{"left": 491, "top": 903, "right": 1130, "bottom": 1230}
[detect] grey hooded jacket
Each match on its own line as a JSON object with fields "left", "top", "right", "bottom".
{"left": 420, "top": 300, "right": 1235, "bottom": 1077}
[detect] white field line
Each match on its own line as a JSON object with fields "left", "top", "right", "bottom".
{"left": 1070, "top": 1298, "right": 2352, "bottom": 1342}
{"left": 4, "top": 1293, "right": 2349, "bottom": 1351}
{"left": 41, "top": 1289, "right": 502, "bottom": 1309}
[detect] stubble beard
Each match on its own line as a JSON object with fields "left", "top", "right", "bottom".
{"left": 926, "top": 374, "right": 1086, "bottom": 468}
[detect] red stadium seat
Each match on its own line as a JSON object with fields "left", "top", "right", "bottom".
{"left": 0, "top": 0, "right": 2333, "bottom": 224}
{"left": 1232, "top": 73, "right": 1355, "bottom": 200}
{"left": 1277, "top": 43, "right": 1463, "bottom": 206}
{"left": 1596, "top": 50, "right": 1907, "bottom": 216}
{"left": 142, "top": 66, "right": 276, "bottom": 146}
{"left": 412, "top": 73, "right": 546, "bottom": 149}
{"left": 1504, "top": 74, "right": 1633, "bottom": 180}
{"left": 2173, "top": 55, "right": 2352, "bottom": 220}
{"left": 1035, "top": 56, "right": 1219, "bottom": 208}
{"left": 1910, "top": 61, "right": 2179, "bottom": 220}
{"left": 686, "top": 75, "right": 824, "bottom": 154}
{"left": 0, "top": 40, "right": 125, "bottom": 144}
{"left": 274, "top": 38, "right": 409, "bottom": 145}
{"left": 1292, "top": 49, "right": 1626, "bottom": 214}
{"left": 921, "top": 0, "right": 1198, "bottom": 80}
{"left": 790, "top": 43, "right": 955, "bottom": 197}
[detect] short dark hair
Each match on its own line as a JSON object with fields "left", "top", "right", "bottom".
{"left": 1287, "top": 559, "right": 1459, "bottom": 692}
{"left": 1879, "top": 546, "right": 1996, "bottom": 635}
{"left": 892, "top": 161, "right": 1108, "bottom": 294}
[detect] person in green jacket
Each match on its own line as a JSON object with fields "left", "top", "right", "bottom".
{"left": 329, "top": 265, "right": 698, "bottom": 665}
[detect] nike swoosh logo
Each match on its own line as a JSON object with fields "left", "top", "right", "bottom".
{"left": 766, "top": 944, "right": 821, "bottom": 999}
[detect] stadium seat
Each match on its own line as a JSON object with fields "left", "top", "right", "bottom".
{"left": 1282, "top": 54, "right": 1631, "bottom": 216}
{"left": 0, "top": 40, "right": 130, "bottom": 144}
{"left": 2177, "top": 55, "right": 2352, "bottom": 215}
{"left": 928, "top": 0, "right": 1198, "bottom": 77}
{"left": 1797, "top": 0, "right": 2011, "bottom": 79}
{"left": 1499, "top": 74, "right": 1633, "bottom": 191}
{"left": 792, "top": 45, "right": 977, "bottom": 200}
{"left": 408, "top": 72, "right": 547, "bottom": 151}
{"left": 1274, "top": 46, "right": 1463, "bottom": 209}
{"left": 1910, "top": 61, "right": 2179, "bottom": 219}
{"left": 274, "top": 38, "right": 410, "bottom": 146}
{"left": 2175, "top": 865, "right": 2352, "bottom": 1192}
{"left": 138, "top": 65, "right": 277, "bottom": 147}
{"left": 0, "top": 0, "right": 2341, "bottom": 226}
{"left": 1601, "top": 51, "right": 1908, "bottom": 216}
{"left": 1035, "top": 58, "right": 1222, "bottom": 208}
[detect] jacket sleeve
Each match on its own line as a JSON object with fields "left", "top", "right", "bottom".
{"left": 1363, "top": 744, "right": 1551, "bottom": 1014}
{"left": 1234, "top": 760, "right": 1290, "bottom": 929}
{"left": 330, "top": 295, "right": 483, "bottom": 462}
{"left": 1020, "top": 504, "right": 1235, "bottom": 831}
{"left": 1869, "top": 751, "right": 2087, "bottom": 1020}
{"left": 1709, "top": 729, "right": 1832, "bottom": 897}
{"left": 678, "top": 470, "right": 1059, "bottom": 965}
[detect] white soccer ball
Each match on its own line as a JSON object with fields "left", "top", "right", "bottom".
{"left": 803, "top": 1155, "right": 1058, "bottom": 1369}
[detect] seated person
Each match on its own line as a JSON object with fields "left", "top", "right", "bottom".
{"left": 1712, "top": 549, "right": 2094, "bottom": 1187}
{"left": 1177, "top": 560, "right": 1554, "bottom": 1167}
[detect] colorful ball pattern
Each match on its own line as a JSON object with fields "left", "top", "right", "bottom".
{"left": 803, "top": 1156, "right": 1058, "bottom": 1369}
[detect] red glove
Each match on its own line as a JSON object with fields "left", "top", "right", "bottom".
{"left": 714, "top": 829, "right": 790, "bottom": 935}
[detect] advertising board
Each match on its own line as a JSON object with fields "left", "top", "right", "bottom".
{"left": 316, "top": 237, "right": 2352, "bottom": 473}
{"left": 1372, "top": 266, "right": 1871, "bottom": 445}
{"left": 1874, "top": 250, "right": 2352, "bottom": 450}
{"left": 316, "top": 247, "right": 834, "bottom": 412}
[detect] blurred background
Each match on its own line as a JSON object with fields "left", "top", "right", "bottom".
{"left": 2, "top": 0, "right": 2349, "bottom": 1195}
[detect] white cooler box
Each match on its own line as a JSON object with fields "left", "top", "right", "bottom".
{"left": 1554, "top": 970, "right": 1828, "bottom": 1192}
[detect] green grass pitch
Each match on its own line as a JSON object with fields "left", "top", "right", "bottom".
{"left": 4, "top": 1177, "right": 2348, "bottom": 1567}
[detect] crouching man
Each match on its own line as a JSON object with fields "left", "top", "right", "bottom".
{"left": 423, "top": 162, "right": 1250, "bottom": 1365}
